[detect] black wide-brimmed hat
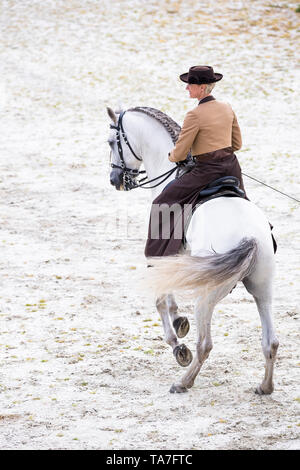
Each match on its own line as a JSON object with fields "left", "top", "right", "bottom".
{"left": 180, "top": 65, "right": 223, "bottom": 84}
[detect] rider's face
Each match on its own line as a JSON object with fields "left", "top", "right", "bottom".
{"left": 186, "top": 83, "right": 206, "bottom": 100}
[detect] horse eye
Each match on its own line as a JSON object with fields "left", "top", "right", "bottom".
{"left": 107, "top": 139, "right": 115, "bottom": 147}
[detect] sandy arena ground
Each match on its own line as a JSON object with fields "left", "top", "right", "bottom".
{"left": 0, "top": 0, "right": 299, "bottom": 450}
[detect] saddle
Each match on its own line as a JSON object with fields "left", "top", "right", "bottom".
{"left": 197, "top": 176, "right": 245, "bottom": 201}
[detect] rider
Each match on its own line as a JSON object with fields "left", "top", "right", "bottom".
{"left": 145, "top": 65, "right": 248, "bottom": 258}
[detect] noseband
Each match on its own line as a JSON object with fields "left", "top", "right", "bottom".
{"left": 110, "top": 111, "right": 143, "bottom": 191}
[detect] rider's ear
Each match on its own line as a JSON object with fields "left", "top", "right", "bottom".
{"left": 106, "top": 106, "right": 117, "bottom": 124}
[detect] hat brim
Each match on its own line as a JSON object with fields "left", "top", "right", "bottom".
{"left": 179, "top": 72, "right": 223, "bottom": 83}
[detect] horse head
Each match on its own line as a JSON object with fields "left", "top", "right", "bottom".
{"left": 106, "top": 107, "right": 143, "bottom": 191}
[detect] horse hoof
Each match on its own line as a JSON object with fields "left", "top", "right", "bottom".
{"left": 170, "top": 383, "right": 188, "bottom": 394}
{"left": 255, "top": 384, "right": 273, "bottom": 395}
{"left": 173, "top": 344, "right": 193, "bottom": 367}
{"left": 173, "top": 316, "right": 190, "bottom": 338}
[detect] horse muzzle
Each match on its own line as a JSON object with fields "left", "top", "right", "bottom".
{"left": 110, "top": 168, "right": 124, "bottom": 190}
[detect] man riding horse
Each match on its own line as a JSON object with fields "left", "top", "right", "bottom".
{"left": 145, "top": 65, "right": 248, "bottom": 258}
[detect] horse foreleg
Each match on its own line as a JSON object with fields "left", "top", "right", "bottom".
{"left": 170, "top": 283, "right": 235, "bottom": 394}
{"left": 167, "top": 294, "right": 190, "bottom": 339}
{"left": 170, "top": 295, "right": 214, "bottom": 393}
{"left": 156, "top": 294, "right": 192, "bottom": 367}
{"left": 156, "top": 295, "right": 178, "bottom": 349}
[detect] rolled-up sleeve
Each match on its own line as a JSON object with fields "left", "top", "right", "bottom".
{"left": 168, "top": 111, "right": 199, "bottom": 162}
{"left": 231, "top": 111, "right": 242, "bottom": 151}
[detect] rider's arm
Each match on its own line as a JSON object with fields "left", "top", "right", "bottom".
{"left": 168, "top": 110, "right": 199, "bottom": 162}
{"left": 232, "top": 111, "right": 242, "bottom": 151}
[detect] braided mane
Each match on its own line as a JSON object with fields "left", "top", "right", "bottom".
{"left": 128, "top": 106, "right": 181, "bottom": 144}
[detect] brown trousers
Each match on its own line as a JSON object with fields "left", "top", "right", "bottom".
{"left": 144, "top": 148, "right": 247, "bottom": 257}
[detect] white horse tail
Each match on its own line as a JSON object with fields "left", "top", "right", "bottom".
{"left": 148, "top": 238, "right": 258, "bottom": 296}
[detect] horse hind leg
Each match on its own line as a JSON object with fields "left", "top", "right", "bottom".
{"left": 156, "top": 294, "right": 192, "bottom": 367}
{"left": 170, "top": 282, "right": 235, "bottom": 394}
{"left": 167, "top": 294, "right": 190, "bottom": 339}
{"left": 255, "top": 297, "right": 279, "bottom": 395}
{"left": 244, "top": 278, "right": 279, "bottom": 395}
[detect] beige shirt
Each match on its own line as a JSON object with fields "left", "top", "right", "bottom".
{"left": 169, "top": 99, "right": 242, "bottom": 162}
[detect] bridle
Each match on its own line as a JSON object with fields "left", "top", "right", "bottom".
{"left": 110, "top": 111, "right": 143, "bottom": 191}
{"left": 110, "top": 111, "right": 177, "bottom": 191}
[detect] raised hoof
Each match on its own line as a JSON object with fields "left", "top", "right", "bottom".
{"left": 173, "top": 316, "right": 190, "bottom": 339}
{"left": 173, "top": 344, "right": 193, "bottom": 367}
{"left": 255, "top": 384, "right": 274, "bottom": 395}
{"left": 170, "top": 383, "right": 188, "bottom": 394}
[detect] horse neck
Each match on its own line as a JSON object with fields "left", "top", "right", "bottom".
{"left": 130, "top": 111, "right": 176, "bottom": 199}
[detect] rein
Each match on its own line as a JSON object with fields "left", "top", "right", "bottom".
{"left": 110, "top": 110, "right": 177, "bottom": 191}
{"left": 135, "top": 166, "right": 177, "bottom": 189}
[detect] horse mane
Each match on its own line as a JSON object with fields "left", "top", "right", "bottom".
{"left": 128, "top": 106, "right": 181, "bottom": 144}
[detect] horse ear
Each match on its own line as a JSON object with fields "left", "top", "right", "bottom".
{"left": 106, "top": 106, "right": 117, "bottom": 124}
{"left": 115, "top": 102, "right": 124, "bottom": 114}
